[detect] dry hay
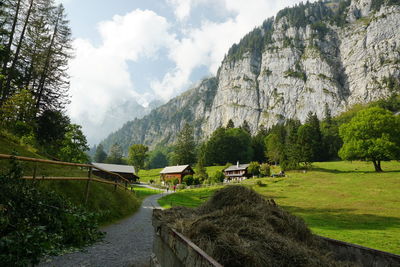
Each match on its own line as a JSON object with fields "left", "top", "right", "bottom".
{"left": 156, "top": 186, "right": 356, "bottom": 267}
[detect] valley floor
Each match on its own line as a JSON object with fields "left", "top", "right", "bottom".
{"left": 158, "top": 161, "right": 400, "bottom": 254}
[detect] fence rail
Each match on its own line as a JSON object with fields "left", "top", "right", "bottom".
{"left": 0, "top": 153, "right": 134, "bottom": 204}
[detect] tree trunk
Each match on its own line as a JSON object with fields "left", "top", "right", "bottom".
{"left": 4, "top": 0, "right": 34, "bottom": 99}
{"left": 35, "top": 9, "right": 61, "bottom": 112}
{"left": 0, "top": 0, "right": 22, "bottom": 103}
{"left": 372, "top": 160, "right": 383, "bottom": 172}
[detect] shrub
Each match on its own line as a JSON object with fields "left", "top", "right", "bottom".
{"left": 183, "top": 175, "right": 194, "bottom": 186}
{"left": 248, "top": 162, "right": 260, "bottom": 177}
{"left": 0, "top": 159, "right": 103, "bottom": 266}
{"left": 213, "top": 170, "right": 225, "bottom": 183}
{"left": 260, "top": 163, "right": 271, "bottom": 177}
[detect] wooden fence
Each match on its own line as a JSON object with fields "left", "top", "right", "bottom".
{"left": 0, "top": 153, "right": 135, "bottom": 204}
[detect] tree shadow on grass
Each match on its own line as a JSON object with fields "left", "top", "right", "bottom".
{"left": 282, "top": 205, "right": 400, "bottom": 231}
{"left": 311, "top": 167, "right": 400, "bottom": 174}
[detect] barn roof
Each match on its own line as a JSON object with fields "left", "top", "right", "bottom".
{"left": 224, "top": 164, "right": 250, "bottom": 172}
{"left": 92, "top": 163, "right": 136, "bottom": 174}
{"left": 160, "top": 165, "right": 192, "bottom": 174}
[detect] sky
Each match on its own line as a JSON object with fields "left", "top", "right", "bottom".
{"left": 60, "top": 0, "right": 309, "bottom": 145}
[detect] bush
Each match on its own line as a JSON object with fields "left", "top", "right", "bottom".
{"left": 248, "top": 161, "right": 260, "bottom": 177}
{"left": 183, "top": 175, "right": 194, "bottom": 186}
{"left": 260, "top": 163, "right": 271, "bottom": 177}
{"left": 0, "top": 159, "right": 103, "bottom": 266}
{"left": 213, "top": 170, "right": 225, "bottom": 183}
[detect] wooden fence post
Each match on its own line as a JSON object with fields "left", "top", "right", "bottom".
{"left": 125, "top": 181, "right": 127, "bottom": 191}
{"left": 33, "top": 162, "right": 37, "bottom": 180}
{"left": 85, "top": 167, "right": 92, "bottom": 205}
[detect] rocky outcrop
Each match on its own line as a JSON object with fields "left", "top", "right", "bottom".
{"left": 102, "top": 0, "right": 400, "bottom": 151}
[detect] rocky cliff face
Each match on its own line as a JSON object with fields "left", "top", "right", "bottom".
{"left": 102, "top": 0, "right": 400, "bottom": 151}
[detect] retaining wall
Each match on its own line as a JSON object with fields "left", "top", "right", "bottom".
{"left": 152, "top": 209, "right": 400, "bottom": 267}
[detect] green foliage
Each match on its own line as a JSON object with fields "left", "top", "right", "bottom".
{"left": 58, "top": 124, "right": 89, "bottom": 163}
{"left": 339, "top": 107, "right": 400, "bottom": 171}
{"left": 172, "top": 123, "right": 196, "bottom": 165}
{"left": 284, "top": 69, "right": 307, "bottom": 82}
{"left": 0, "top": 160, "right": 103, "bottom": 266}
{"left": 36, "top": 110, "right": 70, "bottom": 156}
{"left": 194, "top": 158, "right": 208, "bottom": 184}
{"left": 213, "top": 170, "right": 225, "bottom": 183}
{"left": 0, "top": 90, "right": 35, "bottom": 135}
{"left": 381, "top": 75, "right": 400, "bottom": 94}
{"left": 226, "top": 119, "right": 235, "bottom": 128}
{"left": 265, "top": 126, "right": 285, "bottom": 164}
{"left": 226, "top": 18, "right": 274, "bottom": 62}
{"left": 259, "top": 163, "right": 271, "bottom": 177}
{"left": 371, "top": 0, "right": 400, "bottom": 12}
{"left": 146, "top": 150, "right": 168, "bottom": 169}
{"left": 248, "top": 161, "right": 260, "bottom": 176}
{"left": 276, "top": 1, "right": 333, "bottom": 28}
{"left": 204, "top": 127, "right": 253, "bottom": 165}
{"left": 311, "top": 22, "right": 329, "bottom": 39}
{"left": 240, "top": 120, "right": 251, "bottom": 134}
{"left": 251, "top": 127, "right": 268, "bottom": 163}
{"left": 128, "top": 144, "right": 148, "bottom": 173}
{"left": 94, "top": 144, "right": 107, "bottom": 163}
{"left": 331, "top": 0, "right": 351, "bottom": 26}
{"left": 183, "top": 175, "right": 194, "bottom": 186}
{"left": 106, "top": 143, "right": 125, "bottom": 164}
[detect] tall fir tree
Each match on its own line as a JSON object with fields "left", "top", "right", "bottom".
{"left": 173, "top": 123, "right": 196, "bottom": 165}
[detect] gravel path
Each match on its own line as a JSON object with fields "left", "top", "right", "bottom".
{"left": 40, "top": 187, "right": 168, "bottom": 267}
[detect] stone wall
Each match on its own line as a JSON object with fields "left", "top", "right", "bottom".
{"left": 318, "top": 236, "right": 400, "bottom": 267}
{"left": 151, "top": 211, "right": 222, "bottom": 267}
{"left": 152, "top": 210, "right": 400, "bottom": 267}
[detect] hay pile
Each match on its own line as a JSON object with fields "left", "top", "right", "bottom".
{"left": 156, "top": 186, "right": 355, "bottom": 267}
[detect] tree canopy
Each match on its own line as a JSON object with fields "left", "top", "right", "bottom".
{"left": 338, "top": 107, "right": 400, "bottom": 172}
{"left": 128, "top": 144, "right": 148, "bottom": 173}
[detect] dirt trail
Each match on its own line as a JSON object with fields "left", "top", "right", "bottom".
{"left": 40, "top": 189, "right": 168, "bottom": 267}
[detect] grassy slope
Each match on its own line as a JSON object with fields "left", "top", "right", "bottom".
{"left": 0, "top": 134, "right": 160, "bottom": 225}
{"left": 158, "top": 161, "right": 400, "bottom": 254}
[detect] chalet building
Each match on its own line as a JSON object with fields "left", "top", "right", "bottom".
{"left": 160, "top": 165, "right": 195, "bottom": 184}
{"left": 92, "top": 163, "right": 139, "bottom": 183}
{"left": 224, "top": 162, "right": 250, "bottom": 181}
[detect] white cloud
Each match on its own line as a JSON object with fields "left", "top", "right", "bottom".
{"left": 153, "top": 0, "right": 309, "bottom": 100}
{"left": 68, "top": 0, "right": 313, "bottom": 144}
{"left": 67, "top": 9, "right": 174, "bottom": 144}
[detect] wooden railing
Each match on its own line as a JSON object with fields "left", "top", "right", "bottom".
{"left": 0, "top": 154, "right": 134, "bottom": 204}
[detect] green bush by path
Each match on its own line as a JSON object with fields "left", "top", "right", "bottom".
{"left": 157, "top": 161, "right": 400, "bottom": 254}
{"left": 39, "top": 180, "right": 141, "bottom": 226}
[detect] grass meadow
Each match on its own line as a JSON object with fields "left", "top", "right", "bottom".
{"left": 157, "top": 161, "right": 400, "bottom": 254}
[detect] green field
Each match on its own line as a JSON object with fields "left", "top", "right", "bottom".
{"left": 158, "top": 161, "right": 400, "bottom": 254}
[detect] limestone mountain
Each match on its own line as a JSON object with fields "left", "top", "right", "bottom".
{"left": 102, "top": 0, "right": 400, "bottom": 152}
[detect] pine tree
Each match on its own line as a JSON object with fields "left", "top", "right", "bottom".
{"left": 173, "top": 123, "right": 196, "bottom": 165}
{"left": 94, "top": 144, "right": 107, "bottom": 163}
{"left": 226, "top": 119, "right": 235, "bottom": 128}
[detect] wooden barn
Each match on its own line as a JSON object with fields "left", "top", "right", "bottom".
{"left": 224, "top": 162, "right": 251, "bottom": 181}
{"left": 160, "top": 165, "right": 195, "bottom": 184}
{"left": 92, "top": 163, "right": 139, "bottom": 183}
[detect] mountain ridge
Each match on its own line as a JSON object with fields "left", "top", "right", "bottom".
{"left": 102, "top": 0, "right": 400, "bottom": 152}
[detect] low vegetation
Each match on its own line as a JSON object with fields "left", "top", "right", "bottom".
{"left": 158, "top": 161, "right": 400, "bottom": 254}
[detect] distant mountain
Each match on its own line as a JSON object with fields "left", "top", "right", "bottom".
{"left": 102, "top": 0, "right": 400, "bottom": 152}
